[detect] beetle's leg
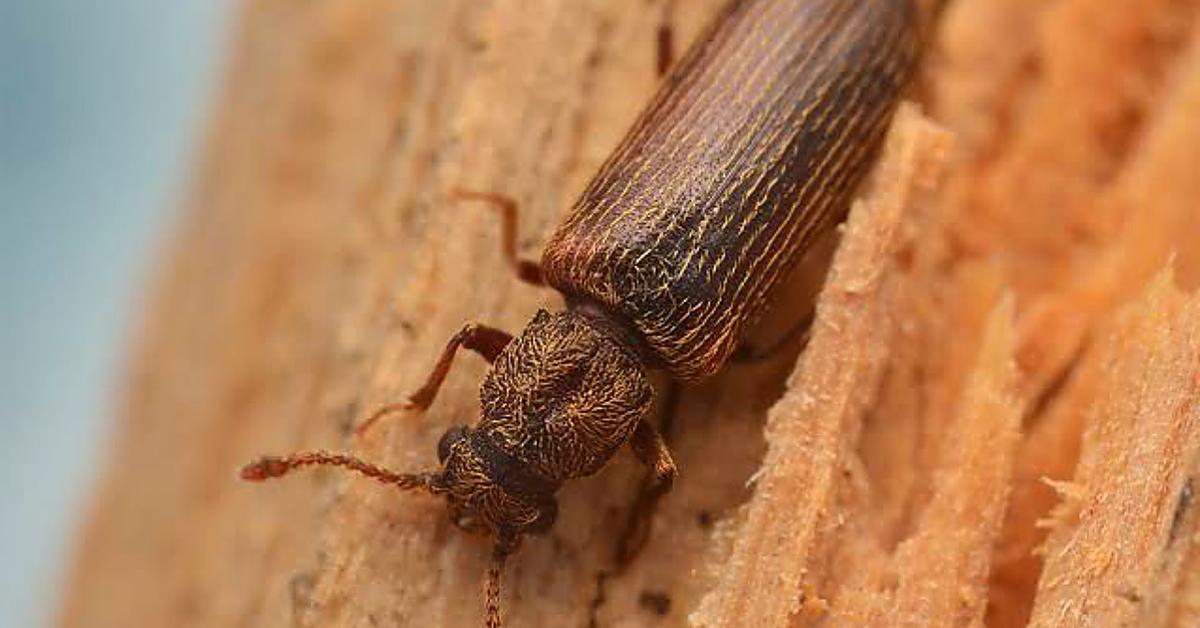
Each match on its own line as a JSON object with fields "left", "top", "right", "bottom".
{"left": 656, "top": 0, "right": 676, "bottom": 77}
{"left": 404, "top": 323, "right": 513, "bottom": 410}
{"left": 355, "top": 324, "right": 513, "bottom": 437}
{"left": 630, "top": 419, "right": 677, "bottom": 493}
{"left": 616, "top": 419, "right": 677, "bottom": 567}
{"left": 449, "top": 188, "right": 545, "bottom": 286}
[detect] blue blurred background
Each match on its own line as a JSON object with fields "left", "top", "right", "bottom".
{"left": 0, "top": 2, "right": 232, "bottom": 626}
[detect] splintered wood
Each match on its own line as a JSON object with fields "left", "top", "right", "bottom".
{"left": 60, "top": 1, "right": 1200, "bottom": 628}
{"left": 1028, "top": 272, "right": 1200, "bottom": 627}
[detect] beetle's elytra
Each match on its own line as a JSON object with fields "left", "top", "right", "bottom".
{"left": 240, "top": 0, "right": 919, "bottom": 625}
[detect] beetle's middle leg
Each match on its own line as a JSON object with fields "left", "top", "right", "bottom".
{"left": 355, "top": 323, "right": 513, "bottom": 436}
{"left": 615, "top": 418, "right": 678, "bottom": 567}
{"left": 629, "top": 419, "right": 677, "bottom": 493}
{"left": 450, "top": 188, "right": 545, "bottom": 286}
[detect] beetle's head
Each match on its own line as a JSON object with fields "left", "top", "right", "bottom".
{"left": 429, "top": 422, "right": 558, "bottom": 540}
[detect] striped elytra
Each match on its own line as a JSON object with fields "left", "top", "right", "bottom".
{"left": 543, "top": 0, "right": 920, "bottom": 379}
{"left": 240, "top": 1, "right": 921, "bottom": 626}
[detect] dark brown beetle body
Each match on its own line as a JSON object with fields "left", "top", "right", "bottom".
{"left": 545, "top": 0, "right": 919, "bottom": 379}
{"left": 241, "top": 0, "right": 919, "bottom": 625}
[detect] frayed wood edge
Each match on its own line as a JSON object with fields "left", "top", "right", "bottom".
{"left": 883, "top": 294, "right": 1022, "bottom": 625}
{"left": 1027, "top": 267, "right": 1200, "bottom": 627}
{"left": 822, "top": 290, "right": 1024, "bottom": 628}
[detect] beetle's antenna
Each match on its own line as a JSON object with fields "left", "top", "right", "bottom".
{"left": 485, "top": 545, "right": 509, "bottom": 628}
{"left": 240, "top": 450, "right": 439, "bottom": 494}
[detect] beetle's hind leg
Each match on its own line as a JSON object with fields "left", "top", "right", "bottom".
{"left": 355, "top": 323, "right": 513, "bottom": 437}
{"left": 449, "top": 188, "right": 545, "bottom": 286}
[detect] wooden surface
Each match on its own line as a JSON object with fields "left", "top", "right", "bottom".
{"left": 60, "top": 1, "right": 1200, "bottom": 627}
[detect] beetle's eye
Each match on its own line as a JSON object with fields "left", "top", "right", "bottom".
{"left": 437, "top": 425, "right": 467, "bottom": 463}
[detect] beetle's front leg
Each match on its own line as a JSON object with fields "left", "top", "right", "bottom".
{"left": 355, "top": 323, "right": 513, "bottom": 436}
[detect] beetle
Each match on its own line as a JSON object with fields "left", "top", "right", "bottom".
{"left": 240, "top": 0, "right": 919, "bottom": 625}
